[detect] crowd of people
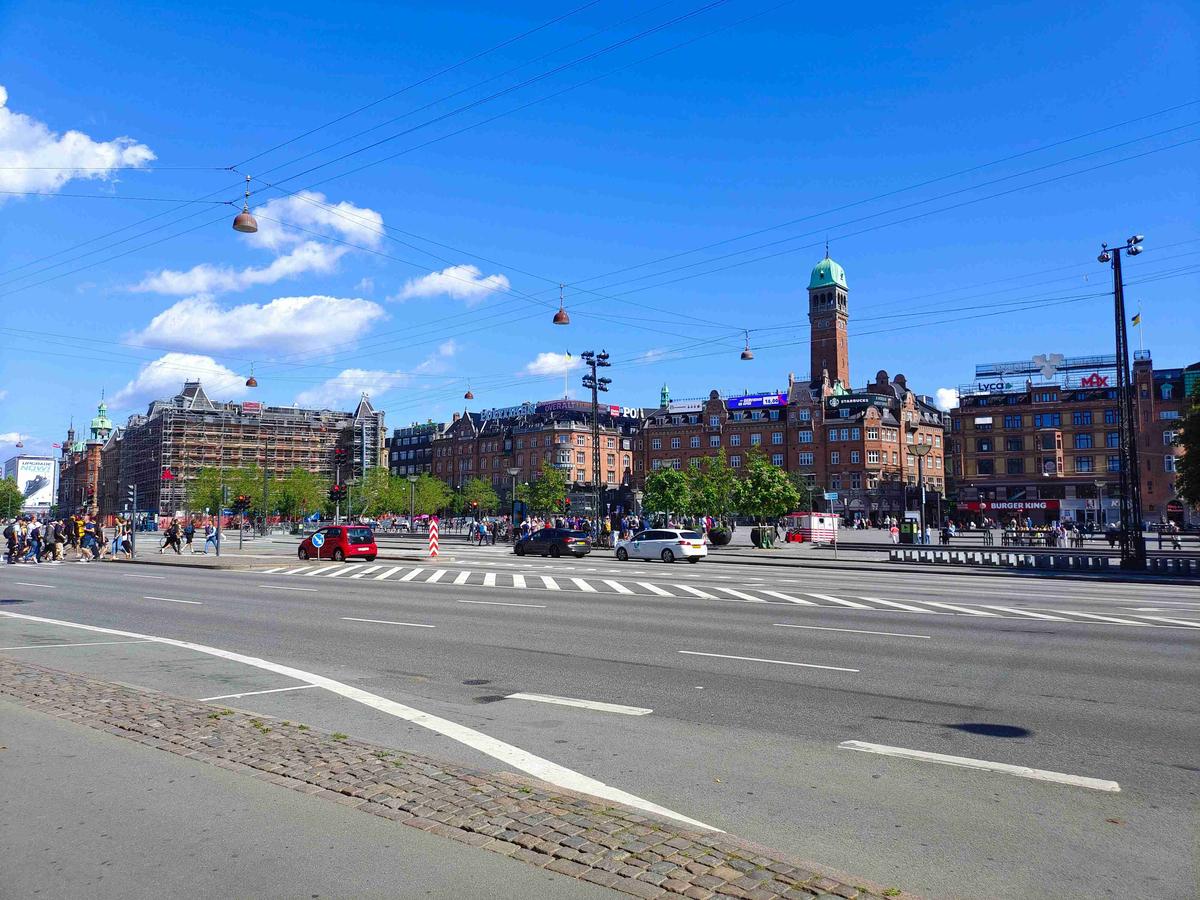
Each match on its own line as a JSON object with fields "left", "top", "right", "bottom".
{"left": 3, "top": 514, "right": 132, "bottom": 564}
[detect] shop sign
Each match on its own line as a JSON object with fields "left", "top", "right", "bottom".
{"left": 241, "top": 401, "right": 263, "bottom": 415}
{"left": 1079, "top": 373, "right": 1110, "bottom": 388}
{"left": 974, "top": 380, "right": 1014, "bottom": 392}
{"left": 481, "top": 402, "right": 537, "bottom": 421}
{"left": 608, "top": 405, "right": 644, "bottom": 419}
{"left": 728, "top": 392, "right": 787, "bottom": 409}
{"left": 824, "top": 393, "right": 891, "bottom": 413}
{"left": 667, "top": 399, "right": 703, "bottom": 413}
{"left": 962, "top": 500, "right": 1060, "bottom": 511}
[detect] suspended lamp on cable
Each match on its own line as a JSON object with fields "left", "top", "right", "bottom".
{"left": 245, "top": 363, "right": 258, "bottom": 388}
{"left": 553, "top": 283, "right": 570, "bottom": 325}
{"left": 464, "top": 381, "right": 474, "bottom": 401}
{"left": 232, "top": 174, "right": 258, "bottom": 234}
{"left": 740, "top": 330, "right": 754, "bottom": 361}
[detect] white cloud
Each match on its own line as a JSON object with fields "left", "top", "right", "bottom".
{"left": 524, "top": 352, "right": 579, "bottom": 377}
{"left": 111, "top": 353, "right": 247, "bottom": 409}
{"left": 355, "top": 277, "right": 375, "bottom": 294}
{"left": 0, "top": 389, "right": 8, "bottom": 402}
{"left": 0, "top": 431, "right": 26, "bottom": 443}
{"left": 413, "top": 339, "right": 459, "bottom": 374}
{"left": 934, "top": 387, "right": 959, "bottom": 411}
{"left": 133, "top": 241, "right": 348, "bottom": 295}
{"left": 247, "top": 190, "right": 384, "bottom": 251}
{"left": 130, "top": 294, "right": 385, "bottom": 354}
{"left": 0, "top": 85, "right": 154, "bottom": 197}
{"left": 393, "top": 264, "right": 509, "bottom": 304}
{"left": 295, "top": 369, "right": 409, "bottom": 410}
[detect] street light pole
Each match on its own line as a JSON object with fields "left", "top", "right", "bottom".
{"left": 407, "top": 475, "right": 417, "bottom": 532}
{"left": 580, "top": 351, "right": 611, "bottom": 531}
{"left": 1098, "top": 235, "right": 1147, "bottom": 569}
{"left": 912, "top": 442, "right": 933, "bottom": 544}
{"left": 508, "top": 466, "right": 521, "bottom": 535}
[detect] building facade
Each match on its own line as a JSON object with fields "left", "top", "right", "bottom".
{"left": 432, "top": 400, "right": 641, "bottom": 513}
{"left": 71, "top": 382, "right": 383, "bottom": 520}
{"left": 639, "top": 254, "right": 947, "bottom": 523}
{"left": 947, "top": 353, "right": 1197, "bottom": 526}
{"left": 56, "top": 402, "right": 113, "bottom": 515}
{"left": 387, "top": 421, "right": 446, "bottom": 477}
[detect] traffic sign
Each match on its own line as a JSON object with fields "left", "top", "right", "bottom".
{"left": 823, "top": 491, "right": 839, "bottom": 501}
{"left": 311, "top": 532, "right": 325, "bottom": 549}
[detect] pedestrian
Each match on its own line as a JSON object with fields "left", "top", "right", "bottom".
{"left": 183, "top": 520, "right": 196, "bottom": 552}
{"left": 3, "top": 519, "right": 17, "bottom": 564}
{"left": 889, "top": 523, "right": 899, "bottom": 544}
{"left": 203, "top": 522, "right": 219, "bottom": 554}
{"left": 22, "top": 518, "right": 42, "bottom": 564}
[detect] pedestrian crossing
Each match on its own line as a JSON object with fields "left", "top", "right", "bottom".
{"left": 250, "top": 564, "right": 1200, "bottom": 629}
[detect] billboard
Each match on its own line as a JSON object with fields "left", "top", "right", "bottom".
{"left": 727, "top": 392, "right": 787, "bottom": 409}
{"left": 13, "top": 457, "right": 57, "bottom": 509}
{"left": 824, "top": 393, "right": 891, "bottom": 413}
{"left": 667, "top": 400, "right": 703, "bottom": 413}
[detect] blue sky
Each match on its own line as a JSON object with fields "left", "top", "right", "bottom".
{"left": 2, "top": 0, "right": 1197, "bottom": 455}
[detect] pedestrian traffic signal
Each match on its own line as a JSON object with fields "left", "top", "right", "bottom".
{"left": 328, "top": 483, "right": 347, "bottom": 503}
{"left": 334, "top": 448, "right": 348, "bottom": 464}
{"left": 126, "top": 484, "right": 136, "bottom": 503}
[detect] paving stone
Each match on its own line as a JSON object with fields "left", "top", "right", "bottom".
{"left": 0, "top": 658, "right": 889, "bottom": 900}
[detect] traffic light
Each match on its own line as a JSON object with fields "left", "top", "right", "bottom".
{"left": 334, "top": 448, "right": 348, "bottom": 465}
{"left": 328, "top": 483, "right": 346, "bottom": 504}
{"left": 126, "top": 484, "right": 136, "bottom": 504}
{"left": 564, "top": 498, "right": 572, "bottom": 510}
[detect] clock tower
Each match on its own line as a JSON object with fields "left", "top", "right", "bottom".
{"left": 807, "top": 252, "right": 849, "bottom": 386}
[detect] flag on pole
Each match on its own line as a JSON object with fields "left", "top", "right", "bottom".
{"left": 1131, "top": 313, "right": 1141, "bottom": 326}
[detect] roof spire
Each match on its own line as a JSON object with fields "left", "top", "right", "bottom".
{"left": 824, "top": 237, "right": 830, "bottom": 259}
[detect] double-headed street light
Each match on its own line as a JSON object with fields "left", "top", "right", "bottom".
{"left": 911, "top": 441, "right": 932, "bottom": 543}
{"left": 581, "top": 351, "right": 611, "bottom": 526}
{"left": 1098, "top": 233, "right": 1147, "bottom": 569}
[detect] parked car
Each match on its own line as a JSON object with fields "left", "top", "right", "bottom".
{"left": 298, "top": 525, "right": 378, "bottom": 562}
{"left": 615, "top": 529, "right": 707, "bottom": 563}
{"left": 514, "top": 528, "right": 592, "bottom": 558}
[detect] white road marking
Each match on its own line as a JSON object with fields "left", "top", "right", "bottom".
{"left": 143, "top": 596, "right": 202, "bottom": 605}
{"left": 678, "top": 650, "right": 858, "bottom": 672}
{"left": 0, "top": 639, "right": 156, "bottom": 651}
{"left": 350, "top": 566, "right": 382, "bottom": 579}
{"left": 570, "top": 578, "right": 597, "bottom": 593}
{"left": 806, "top": 593, "right": 871, "bottom": 609}
{"left": 323, "top": 563, "right": 364, "bottom": 577}
{"left": 541, "top": 575, "right": 561, "bottom": 590}
{"left": 759, "top": 590, "right": 818, "bottom": 605}
{"left": 1055, "top": 610, "right": 1150, "bottom": 626}
{"left": 399, "top": 568, "right": 423, "bottom": 582}
{"left": 602, "top": 580, "right": 633, "bottom": 595}
{"left": 425, "top": 569, "right": 448, "bottom": 584}
{"left": 511, "top": 573, "right": 526, "bottom": 589}
{"left": 341, "top": 617, "right": 435, "bottom": 628}
{"left": 256, "top": 584, "right": 318, "bottom": 592}
{"left": 457, "top": 599, "right": 546, "bottom": 609}
{"left": 676, "top": 584, "right": 716, "bottom": 600}
{"left": 279, "top": 566, "right": 311, "bottom": 575}
{"left": 261, "top": 567, "right": 287, "bottom": 574}
{"left": 374, "top": 566, "right": 404, "bottom": 581}
{"left": 196, "top": 684, "right": 318, "bottom": 702}
{"left": 979, "top": 605, "right": 1066, "bottom": 620}
{"left": 14, "top": 582, "right": 53, "bottom": 588}
{"left": 1131, "top": 615, "right": 1200, "bottom": 628}
{"left": 300, "top": 566, "right": 329, "bottom": 576}
{"left": 774, "top": 623, "right": 930, "bottom": 639}
{"left": 453, "top": 571, "right": 471, "bottom": 585}
{"left": 838, "top": 741, "right": 1120, "bottom": 792}
{"left": 859, "top": 596, "right": 934, "bottom": 613}
{"left": 923, "top": 601, "right": 1001, "bottom": 617}
{"left": 637, "top": 582, "right": 674, "bottom": 597}
{"left": 714, "top": 587, "right": 766, "bottom": 603}
{"left": 0, "top": 610, "right": 714, "bottom": 831}
{"left": 120, "top": 573, "right": 166, "bottom": 579}
{"left": 483, "top": 572, "right": 497, "bottom": 587}
{"left": 506, "top": 693, "right": 652, "bottom": 716}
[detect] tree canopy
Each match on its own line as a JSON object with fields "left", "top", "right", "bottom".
{"left": 732, "top": 451, "right": 801, "bottom": 522}
{"left": 0, "top": 477, "right": 23, "bottom": 518}
{"left": 525, "top": 462, "right": 567, "bottom": 513}
{"left": 643, "top": 467, "right": 690, "bottom": 518}
{"left": 460, "top": 476, "right": 500, "bottom": 513}
{"left": 1174, "top": 383, "right": 1200, "bottom": 510}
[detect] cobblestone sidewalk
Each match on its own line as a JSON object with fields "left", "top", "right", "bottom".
{"left": 0, "top": 658, "right": 905, "bottom": 900}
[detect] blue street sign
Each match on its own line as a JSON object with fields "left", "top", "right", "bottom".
{"left": 311, "top": 532, "right": 325, "bottom": 548}
{"left": 823, "top": 492, "right": 839, "bottom": 501}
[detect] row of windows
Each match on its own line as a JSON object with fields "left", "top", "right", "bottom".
{"left": 975, "top": 456, "right": 1125, "bottom": 475}
{"left": 977, "top": 431, "right": 1124, "bottom": 453}
{"left": 650, "top": 432, "right": 787, "bottom": 450}
{"left": 649, "top": 453, "right": 787, "bottom": 471}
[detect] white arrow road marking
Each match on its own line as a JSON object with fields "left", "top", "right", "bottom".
{"left": 0, "top": 610, "right": 715, "bottom": 832}
{"left": 838, "top": 741, "right": 1120, "bottom": 792}
{"left": 505, "top": 693, "right": 652, "bottom": 716}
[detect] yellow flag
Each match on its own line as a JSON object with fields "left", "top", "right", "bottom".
{"left": 1131, "top": 313, "right": 1141, "bottom": 326}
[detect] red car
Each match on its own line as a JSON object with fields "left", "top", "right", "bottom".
{"left": 298, "top": 525, "right": 378, "bottom": 562}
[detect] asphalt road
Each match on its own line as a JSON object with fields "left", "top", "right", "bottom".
{"left": 1, "top": 552, "right": 1196, "bottom": 899}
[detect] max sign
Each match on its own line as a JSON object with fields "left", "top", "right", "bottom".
{"left": 1080, "top": 373, "right": 1110, "bottom": 387}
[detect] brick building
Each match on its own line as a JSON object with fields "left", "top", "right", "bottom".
{"left": 387, "top": 421, "right": 446, "bottom": 477}
{"left": 639, "top": 254, "right": 947, "bottom": 523}
{"left": 432, "top": 400, "right": 641, "bottom": 514}
{"left": 56, "top": 401, "right": 113, "bottom": 515}
{"left": 68, "top": 382, "right": 384, "bottom": 520}
{"left": 947, "top": 352, "right": 1198, "bottom": 526}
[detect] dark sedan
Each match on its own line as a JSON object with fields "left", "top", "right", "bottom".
{"left": 514, "top": 528, "right": 592, "bottom": 558}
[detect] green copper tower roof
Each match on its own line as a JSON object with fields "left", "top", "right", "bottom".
{"left": 808, "top": 254, "right": 847, "bottom": 291}
{"left": 89, "top": 400, "right": 113, "bottom": 441}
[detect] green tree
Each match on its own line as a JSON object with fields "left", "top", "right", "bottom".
{"left": 276, "top": 468, "right": 328, "bottom": 520}
{"left": 732, "top": 451, "right": 801, "bottom": 524}
{"left": 412, "top": 474, "right": 453, "bottom": 516}
{"left": 787, "top": 471, "right": 817, "bottom": 512}
{"left": 354, "top": 467, "right": 394, "bottom": 517}
{"left": 0, "top": 477, "right": 24, "bottom": 518}
{"left": 526, "top": 462, "right": 567, "bottom": 513}
{"left": 187, "top": 467, "right": 224, "bottom": 514}
{"left": 1174, "top": 384, "right": 1200, "bottom": 510}
{"left": 643, "top": 467, "right": 691, "bottom": 519}
{"left": 686, "top": 449, "right": 737, "bottom": 518}
{"left": 461, "top": 476, "right": 500, "bottom": 513}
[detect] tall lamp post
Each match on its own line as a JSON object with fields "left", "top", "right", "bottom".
{"left": 912, "top": 442, "right": 932, "bottom": 543}
{"left": 407, "top": 475, "right": 417, "bottom": 531}
{"left": 507, "top": 467, "right": 521, "bottom": 532}
{"left": 1098, "top": 234, "right": 1146, "bottom": 568}
{"left": 580, "top": 351, "right": 611, "bottom": 527}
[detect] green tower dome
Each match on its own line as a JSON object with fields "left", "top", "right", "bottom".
{"left": 89, "top": 400, "right": 113, "bottom": 441}
{"left": 808, "top": 254, "right": 847, "bottom": 291}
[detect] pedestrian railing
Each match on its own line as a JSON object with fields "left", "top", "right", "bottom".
{"left": 887, "top": 547, "right": 1198, "bottom": 576}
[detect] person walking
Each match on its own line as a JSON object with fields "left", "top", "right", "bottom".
{"left": 183, "top": 520, "right": 195, "bottom": 553}
{"left": 203, "top": 521, "right": 219, "bottom": 554}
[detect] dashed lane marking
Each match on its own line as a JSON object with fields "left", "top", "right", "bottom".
{"left": 859, "top": 596, "right": 933, "bottom": 613}
{"left": 14, "top": 582, "right": 53, "bottom": 588}
{"left": 979, "top": 605, "right": 1066, "bottom": 620}
{"left": 399, "top": 568, "right": 423, "bottom": 582}
{"left": 839, "top": 741, "right": 1120, "bottom": 792}
{"left": 144, "top": 596, "right": 202, "bottom": 605}
{"left": 675, "top": 584, "right": 717, "bottom": 600}
{"left": 1038, "top": 610, "right": 1150, "bottom": 626}
{"left": 774, "top": 623, "right": 930, "bottom": 639}
{"left": 457, "top": 599, "right": 546, "bottom": 608}
{"left": 482, "top": 572, "right": 497, "bottom": 587}
{"left": 511, "top": 573, "right": 526, "bottom": 589}
{"left": 341, "top": 616, "right": 435, "bottom": 629}
{"left": 570, "top": 577, "right": 596, "bottom": 593}
{"left": 453, "top": 571, "right": 471, "bottom": 585}
{"left": 256, "top": 584, "right": 318, "bottom": 592}
{"left": 1133, "top": 615, "right": 1200, "bottom": 628}
{"left": 425, "top": 569, "right": 448, "bottom": 583}
{"left": 323, "top": 563, "right": 364, "bottom": 577}
{"left": 678, "top": 650, "right": 859, "bottom": 673}
{"left": 505, "top": 693, "right": 652, "bottom": 716}
{"left": 541, "top": 575, "right": 561, "bottom": 591}
{"left": 603, "top": 579, "right": 634, "bottom": 595}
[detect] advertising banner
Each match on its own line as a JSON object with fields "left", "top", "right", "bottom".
{"left": 727, "top": 392, "right": 787, "bottom": 409}
{"left": 667, "top": 400, "right": 703, "bottom": 413}
{"left": 16, "top": 458, "right": 56, "bottom": 508}
{"left": 824, "top": 393, "right": 891, "bottom": 414}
